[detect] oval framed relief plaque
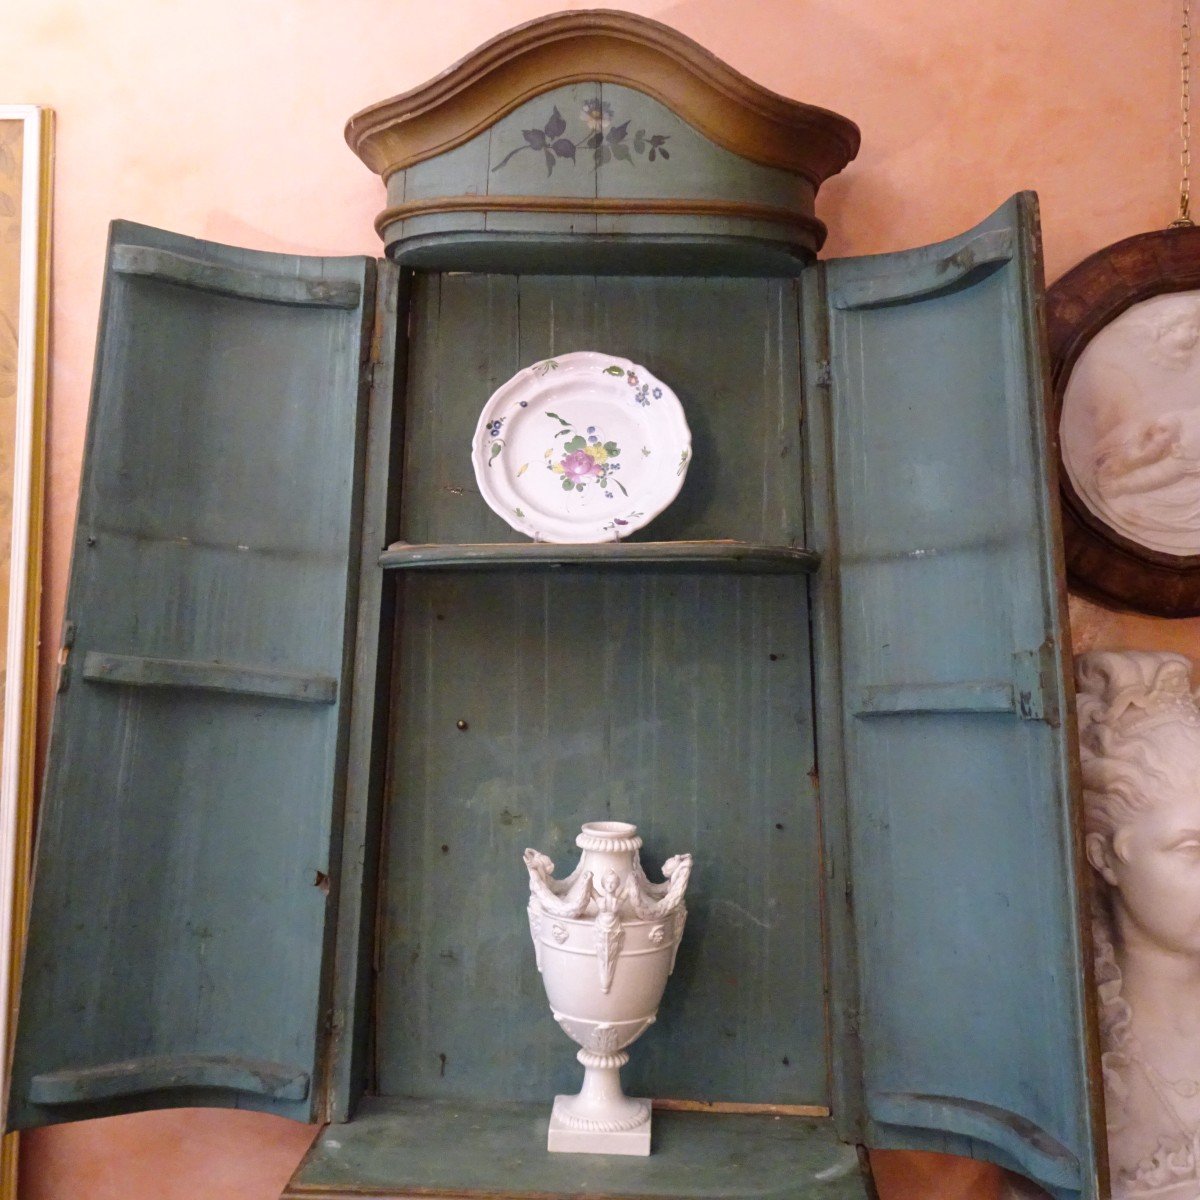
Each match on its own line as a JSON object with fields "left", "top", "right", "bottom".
{"left": 1049, "top": 225, "right": 1200, "bottom": 616}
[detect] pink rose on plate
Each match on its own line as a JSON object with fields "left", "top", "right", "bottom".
{"left": 561, "top": 449, "right": 599, "bottom": 481}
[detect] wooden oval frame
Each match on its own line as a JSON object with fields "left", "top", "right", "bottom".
{"left": 1048, "top": 224, "right": 1200, "bottom": 617}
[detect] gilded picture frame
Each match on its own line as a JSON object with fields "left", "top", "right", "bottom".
{"left": 0, "top": 105, "right": 51, "bottom": 1194}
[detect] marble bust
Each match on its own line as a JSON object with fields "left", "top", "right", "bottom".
{"left": 1076, "top": 650, "right": 1200, "bottom": 1198}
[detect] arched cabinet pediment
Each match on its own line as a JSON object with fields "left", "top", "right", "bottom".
{"left": 345, "top": 10, "right": 858, "bottom": 272}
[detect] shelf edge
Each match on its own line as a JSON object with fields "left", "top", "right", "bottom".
{"left": 378, "top": 541, "right": 820, "bottom": 574}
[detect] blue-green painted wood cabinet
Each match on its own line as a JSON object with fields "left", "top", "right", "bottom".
{"left": 6, "top": 12, "right": 1106, "bottom": 1200}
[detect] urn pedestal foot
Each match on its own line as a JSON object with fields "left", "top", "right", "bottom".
{"left": 546, "top": 1049, "right": 652, "bottom": 1156}
{"left": 526, "top": 823, "right": 692, "bottom": 1158}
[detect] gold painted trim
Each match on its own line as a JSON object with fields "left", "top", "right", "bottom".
{"left": 346, "top": 10, "right": 859, "bottom": 185}
{"left": 375, "top": 193, "right": 825, "bottom": 244}
{"left": 0, "top": 106, "right": 51, "bottom": 1200}
{"left": 652, "top": 1098, "right": 830, "bottom": 1117}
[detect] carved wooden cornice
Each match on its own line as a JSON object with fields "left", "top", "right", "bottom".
{"left": 346, "top": 9, "right": 860, "bottom": 185}
{"left": 374, "top": 194, "right": 827, "bottom": 243}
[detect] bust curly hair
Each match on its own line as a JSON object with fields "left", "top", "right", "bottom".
{"left": 1075, "top": 650, "right": 1200, "bottom": 841}
{"left": 1074, "top": 650, "right": 1200, "bottom": 1198}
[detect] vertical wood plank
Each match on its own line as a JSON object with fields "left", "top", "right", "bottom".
{"left": 400, "top": 273, "right": 520, "bottom": 545}
{"left": 327, "top": 262, "right": 406, "bottom": 1121}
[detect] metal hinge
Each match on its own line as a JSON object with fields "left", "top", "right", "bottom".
{"left": 56, "top": 620, "right": 77, "bottom": 693}
{"left": 1012, "top": 638, "right": 1060, "bottom": 726}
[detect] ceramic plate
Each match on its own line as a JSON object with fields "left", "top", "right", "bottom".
{"left": 472, "top": 351, "right": 692, "bottom": 543}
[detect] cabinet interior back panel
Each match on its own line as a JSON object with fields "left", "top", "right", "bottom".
{"left": 398, "top": 273, "right": 806, "bottom": 546}
{"left": 377, "top": 570, "right": 826, "bottom": 1106}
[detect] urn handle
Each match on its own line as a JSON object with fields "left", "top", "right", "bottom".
{"left": 523, "top": 848, "right": 593, "bottom": 918}
{"left": 628, "top": 853, "right": 692, "bottom": 919}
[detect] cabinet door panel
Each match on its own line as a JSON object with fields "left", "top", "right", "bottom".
{"left": 803, "top": 194, "right": 1103, "bottom": 1199}
{"left": 7, "top": 222, "right": 374, "bottom": 1129}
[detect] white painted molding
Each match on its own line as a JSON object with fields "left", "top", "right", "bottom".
{"left": 0, "top": 104, "right": 49, "bottom": 1130}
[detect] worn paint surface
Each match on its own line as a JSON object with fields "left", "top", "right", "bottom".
{"left": 400, "top": 273, "right": 806, "bottom": 546}
{"left": 285, "top": 1097, "right": 867, "bottom": 1199}
{"left": 382, "top": 81, "right": 821, "bottom": 269}
{"left": 804, "top": 195, "right": 1098, "bottom": 1200}
{"left": 8, "top": 224, "right": 374, "bottom": 1131}
{"left": 380, "top": 570, "right": 825, "bottom": 1106}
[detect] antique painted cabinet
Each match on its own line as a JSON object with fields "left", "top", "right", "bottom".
{"left": 7, "top": 13, "right": 1106, "bottom": 1200}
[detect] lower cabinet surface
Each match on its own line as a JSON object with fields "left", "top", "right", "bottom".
{"left": 282, "top": 1097, "right": 872, "bottom": 1199}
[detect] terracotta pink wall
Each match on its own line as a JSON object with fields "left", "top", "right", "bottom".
{"left": 0, "top": 0, "right": 1183, "bottom": 1196}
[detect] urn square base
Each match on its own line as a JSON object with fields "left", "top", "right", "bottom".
{"left": 547, "top": 1095, "right": 652, "bottom": 1156}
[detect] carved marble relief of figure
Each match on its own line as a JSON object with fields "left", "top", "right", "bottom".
{"left": 1061, "top": 293, "right": 1200, "bottom": 554}
{"left": 1076, "top": 650, "right": 1200, "bottom": 1198}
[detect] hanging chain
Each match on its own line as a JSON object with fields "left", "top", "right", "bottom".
{"left": 1173, "top": 0, "right": 1195, "bottom": 226}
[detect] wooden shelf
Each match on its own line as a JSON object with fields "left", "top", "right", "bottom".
{"left": 378, "top": 540, "right": 820, "bottom": 573}
{"left": 283, "top": 1096, "right": 869, "bottom": 1200}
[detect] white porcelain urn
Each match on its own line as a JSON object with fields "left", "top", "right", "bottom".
{"left": 523, "top": 820, "right": 693, "bottom": 1155}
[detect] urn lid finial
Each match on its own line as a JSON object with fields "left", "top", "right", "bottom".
{"left": 576, "top": 821, "right": 642, "bottom": 853}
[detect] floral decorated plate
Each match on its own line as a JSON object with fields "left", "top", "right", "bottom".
{"left": 471, "top": 351, "right": 692, "bottom": 543}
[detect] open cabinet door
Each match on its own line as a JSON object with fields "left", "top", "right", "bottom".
{"left": 7, "top": 222, "right": 375, "bottom": 1129}
{"left": 803, "top": 194, "right": 1105, "bottom": 1200}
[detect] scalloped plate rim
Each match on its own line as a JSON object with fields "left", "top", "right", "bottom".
{"left": 470, "top": 351, "right": 692, "bottom": 543}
